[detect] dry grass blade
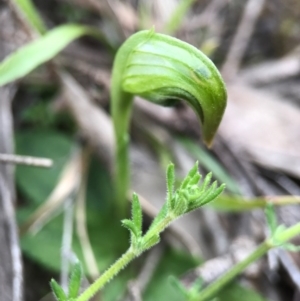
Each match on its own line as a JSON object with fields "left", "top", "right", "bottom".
{"left": 57, "top": 72, "right": 115, "bottom": 171}
{"left": 20, "top": 147, "right": 83, "bottom": 235}
{"left": 75, "top": 148, "right": 100, "bottom": 281}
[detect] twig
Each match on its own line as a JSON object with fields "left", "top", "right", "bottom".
{"left": 0, "top": 172, "right": 23, "bottom": 301}
{"left": 61, "top": 197, "right": 75, "bottom": 291}
{"left": 221, "top": 0, "right": 266, "bottom": 80}
{"left": 75, "top": 148, "right": 100, "bottom": 281}
{"left": 0, "top": 153, "right": 53, "bottom": 168}
{"left": 19, "top": 147, "right": 82, "bottom": 235}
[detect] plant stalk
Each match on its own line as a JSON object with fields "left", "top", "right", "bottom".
{"left": 76, "top": 249, "right": 135, "bottom": 301}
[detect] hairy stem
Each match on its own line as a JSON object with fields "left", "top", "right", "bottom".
{"left": 76, "top": 249, "right": 135, "bottom": 301}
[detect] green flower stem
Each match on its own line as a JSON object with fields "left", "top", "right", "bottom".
{"left": 76, "top": 249, "right": 135, "bottom": 301}
{"left": 111, "top": 30, "right": 227, "bottom": 217}
{"left": 191, "top": 221, "right": 300, "bottom": 301}
{"left": 111, "top": 31, "right": 139, "bottom": 217}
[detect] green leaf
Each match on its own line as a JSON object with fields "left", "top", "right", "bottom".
{"left": 50, "top": 279, "right": 67, "bottom": 301}
{"left": 68, "top": 262, "right": 82, "bottom": 299}
{"left": 15, "top": 130, "right": 72, "bottom": 206}
{"left": 282, "top": 243, "right": 300, "bottom": 252}
{"left": 0, "top": 24, "right": 102, "bottom": 86}
{"left": 121, "top": 219, "right": 139, "bottom": 239}
{"left": 14, "top": 0, "right": 47, "bottom": 34}
{"left": 131, "top": 193, "right": 142, "bottom": 236}
{"left": 189, "top": 173, "right": 201, "bottom": 186}
{"left": 198, "top": 172, "right": 213, "bottom": 194}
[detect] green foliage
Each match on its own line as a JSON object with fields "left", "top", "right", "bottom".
{"left": 68, "top": 262, "right": 82, "bottom": 299}
{"left": 50, "top": 262, "right": 83, "bottom": 301}
{"left": 265, "top": 204, "right": 300, "bottom": 252}
{"left": 0, "top": 24, "right": 103, "bottom": 86}
{"left": 16, "top": 130, "right": 131, "bottom": 301}
{"left": 55, "top": 163, "right": 225, "bottom": 301}
{"left": 144, "top": 249, "right": 199, "bottom": 301}
{"left": 123, "top": 162, "right": 225, "bottom": 257}
{"left": 50, "top": 279, "right": 67, "bottom": 301}
{"left": 14, "top": 0, "right": 47, "bottom": 34}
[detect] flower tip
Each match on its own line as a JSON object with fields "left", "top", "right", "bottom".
{"left": 203, "top": 136, "right": 214, "bottom": 148}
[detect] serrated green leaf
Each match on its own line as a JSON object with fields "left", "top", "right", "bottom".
{"left": 189, "top": 173, "right": 201, "bottom": 186}
{"left": 131, "top": 193, "right": 142, "bottom": 236}
{"left": 50, "top": 279, "right": 67, "bottom": 301}
{"left": 173, "top": 196, "right": 188, "bottom": 216}
{"left": 68, "top": 262, "right": 82, "bottom": 299}
{"left": 121, "top": 219, "right": 139, "bottom": 238}
{"left": 199, "top": 172, "right": 212, "bottom": 194}
{"left": 188, "top": 183, "right": 225, "bottom": 212}
{"left": 0, "top": 24, "right": 100, "bottom": 86}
